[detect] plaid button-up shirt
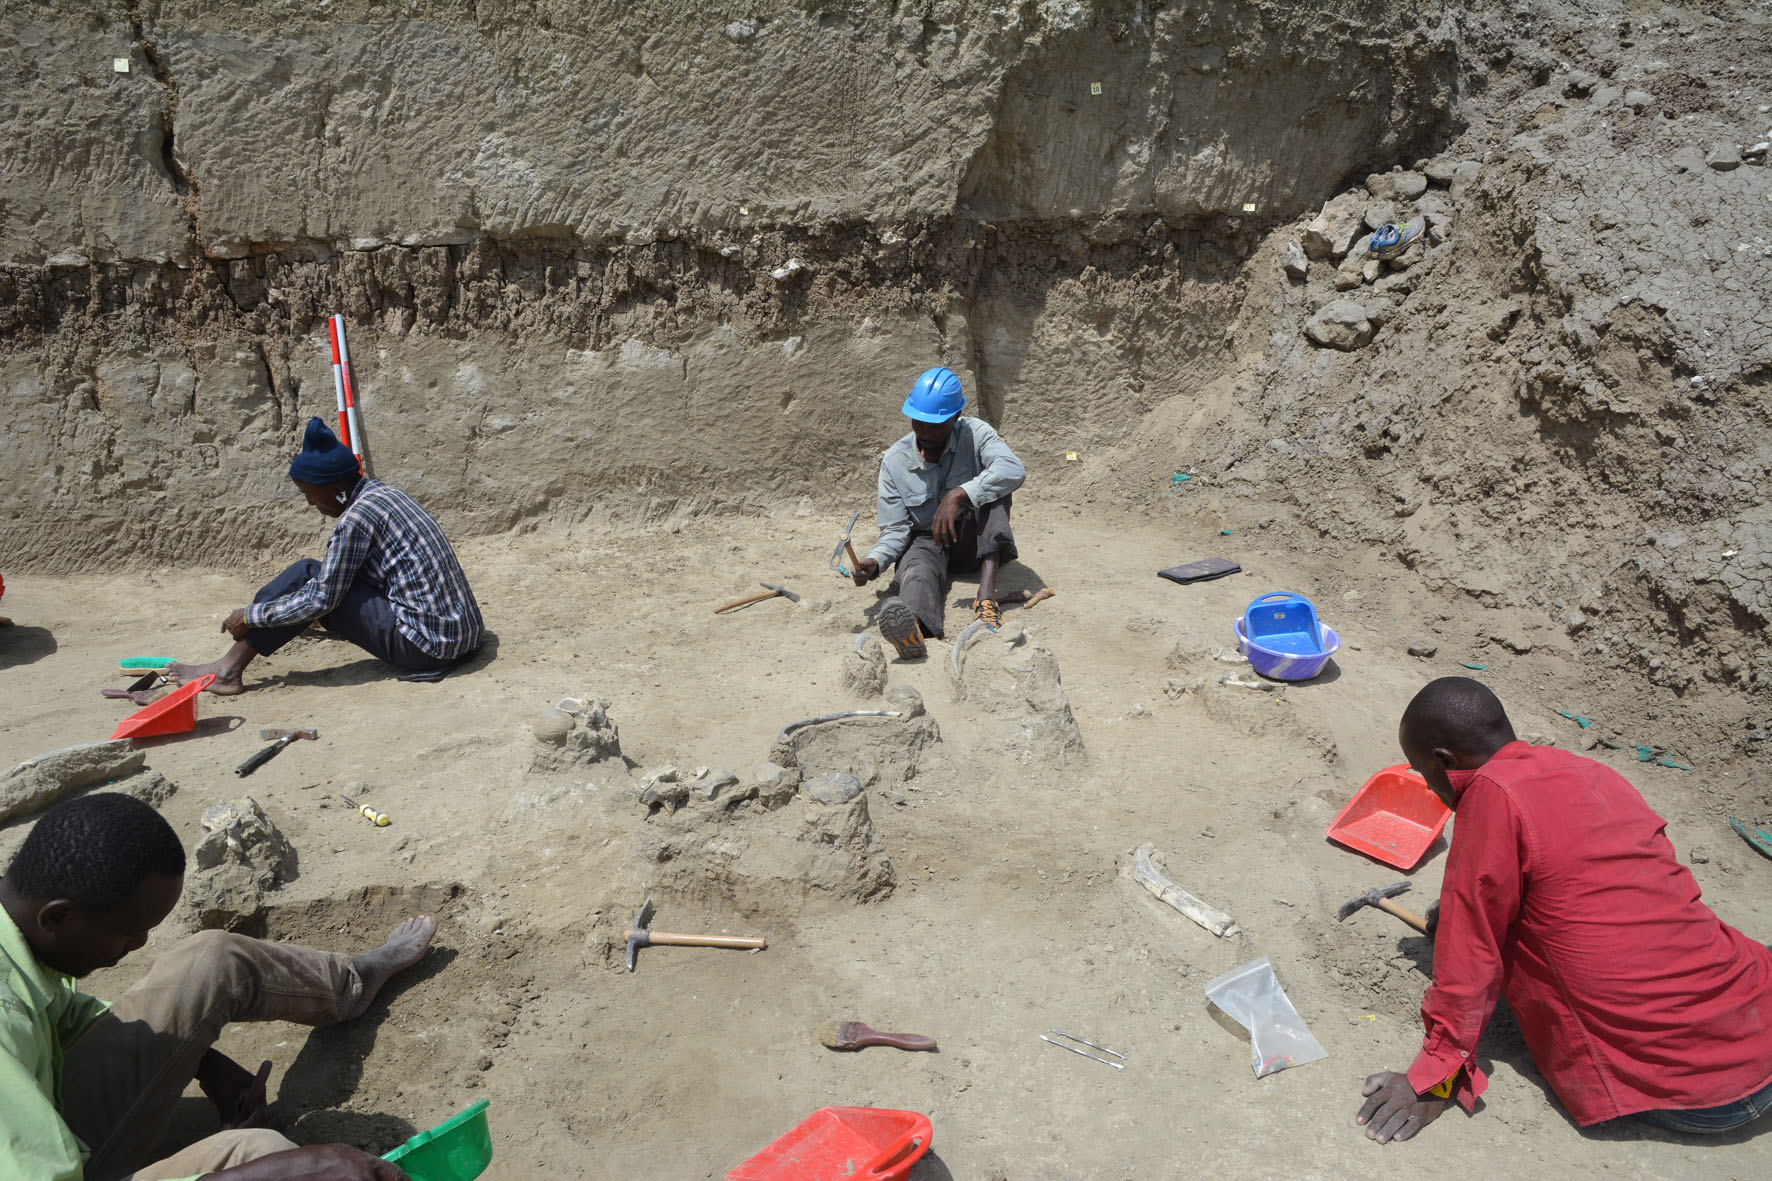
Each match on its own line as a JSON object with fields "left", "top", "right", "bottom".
{"left": 245, "top": 479, "right": 483, "bottom": 660}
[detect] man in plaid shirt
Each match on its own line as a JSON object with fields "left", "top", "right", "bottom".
{"left": 170, "top": 419, "right": 482, "bottom": 694}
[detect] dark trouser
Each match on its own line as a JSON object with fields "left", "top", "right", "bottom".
{"left": 1633, "top": 1074, "right": 1772, "bottom": 1134}
{"left": 244, "top": 559, "right": 450, "bottom": 672}
{"left": 893, "top": 495, "right": 1017, "bottom": 638}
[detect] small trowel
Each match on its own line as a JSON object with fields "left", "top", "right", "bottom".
{"left": 235, "top": 728, "right": 317, "bottom": 777}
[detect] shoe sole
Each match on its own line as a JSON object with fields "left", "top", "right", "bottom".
{"left": 879, "top": 598, "right": 927, "bottom": 660}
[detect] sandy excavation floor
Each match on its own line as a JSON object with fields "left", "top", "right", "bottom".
{"left": 2, "top": 495, "right": 1770, "bottom": 1179}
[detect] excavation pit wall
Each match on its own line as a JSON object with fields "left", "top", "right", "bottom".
{"left": 1, "top": 0, "right": 1459, "bottom": 569}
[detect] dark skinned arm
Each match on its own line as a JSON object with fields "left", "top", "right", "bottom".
{"left": 930, "top": 487, "right": 970, "bottom": 548}
{"left": 852, "top": 558, "right": 880, "bottom": 587}
{"left": 196, "top": 1050, "right": 271, "bottom": 1128}
{"left": 1356, "top": 1071, "right": 1450, "bottom": 1143}
{"left": 223, "top": 608, "right": 251, "bottom": 640}
{"left": 207, "top": 1144, "right": 408, "bottom": 1180}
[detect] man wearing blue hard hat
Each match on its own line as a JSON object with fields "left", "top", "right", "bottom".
{"left": 851, "top": 367, "right": 1026, "bottom": 658}
{"left": 168, "top": 418, "right": 483, "bottom": 694}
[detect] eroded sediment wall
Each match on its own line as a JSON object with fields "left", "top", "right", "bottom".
{"left": 0, "top": 0, "right": 1458, "bottom": 568}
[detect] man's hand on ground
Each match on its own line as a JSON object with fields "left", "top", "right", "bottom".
{"left": 222, "top": 608, "right": 251, "bottom": 640}
{"left": 852, "top": 558, "right": 880, "bottom": 587}
{"left": 1425, "top": 900, "right": 1440, "bottom": 939}
{"left": 931, "top": 487, "right": 970, "bottom": 548}
{"left": 211, "top": 1144, "right": 407, "bottom": 1180}
{"left": 1356, "top": 1071, "right": 1447, "bottom": 1144}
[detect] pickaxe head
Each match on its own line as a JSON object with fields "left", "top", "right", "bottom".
{"left": 760, "top": 582, "right": 800, "bottom": 604}
{"left": 625, "top": 898, "right": 656, "bottom": 972}
{"left": 1336, "top": 879, "right": 1411, "bottom": 922}
{"left": 259, "top": 728, "right": 318, "bottom": 741}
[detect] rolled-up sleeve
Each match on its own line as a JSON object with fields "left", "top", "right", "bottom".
{"left": 1405, "top": 781, "right": 1526, "bottom": 1111}
{"left": 867, "top": 456, "right": 913, "bottom": 571}
{"left": 957, "top": 421, "right": 1025, "bottom": 507}
{"left": 244, "top": 517, "right": 370, "bottom": 629}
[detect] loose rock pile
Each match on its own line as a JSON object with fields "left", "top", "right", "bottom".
{"left": 185, "top": 797, "right": 298, "bottom": 932}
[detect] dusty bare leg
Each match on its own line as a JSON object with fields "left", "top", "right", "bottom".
{"left": 345, "top": 915, "right": 438, "bottom": 1020}
{"left": 977, "top": 554, "right": 999, "bottom": 604}
{"left": 167, "top": 642, "right": 255, "bottom": 696}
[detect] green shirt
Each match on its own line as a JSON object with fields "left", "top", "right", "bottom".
{"left": 1, "top": 912, "right": 206, "bottom": 1181}
{"left": 0, "top": 906, "right": 111, "bottom": 1180}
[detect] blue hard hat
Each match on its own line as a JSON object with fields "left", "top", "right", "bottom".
{"left": 901, "top": 366, "right": 965, "bottom": 422}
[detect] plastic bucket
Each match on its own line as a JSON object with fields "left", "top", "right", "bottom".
{"left": 382, "top": 1100, "right": 492, "bottom": 1181}
{"left": 1234, "top": 618, "right": 1339, "bottom": 681}
{"left": 1241, "top": 592, "right": 1324, "bottom": 656}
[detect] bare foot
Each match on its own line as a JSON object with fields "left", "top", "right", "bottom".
{"left": 166, "top": 660, "right": 245, "bottom": 695}
{"left": 346, "top": 915, "right": 438, "bottom": 1019}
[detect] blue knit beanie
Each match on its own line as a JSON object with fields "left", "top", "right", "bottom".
{"left": 288, "top": 418, "right": 359, "bottom": 485}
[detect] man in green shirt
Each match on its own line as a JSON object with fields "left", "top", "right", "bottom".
{"left": 2, "top": 793, "right": 436, "bottom": 1180}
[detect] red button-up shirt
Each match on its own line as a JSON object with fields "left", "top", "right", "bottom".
{"left": 1407, "top": 742, "right": 1772, "bottom": 1124}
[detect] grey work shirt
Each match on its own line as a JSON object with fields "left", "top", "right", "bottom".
{"left": 866, "top": 417, "right": 1026, "bottom": 570}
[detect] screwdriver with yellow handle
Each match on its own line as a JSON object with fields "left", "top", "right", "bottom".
{"left": 339, "top": 794, "right": 390, "bottom": 826}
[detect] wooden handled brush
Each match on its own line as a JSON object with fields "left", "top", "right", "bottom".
{"left": 817, "top": 1020, "right": 937, "bottom": 1052}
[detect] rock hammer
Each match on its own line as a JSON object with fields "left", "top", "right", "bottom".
{"left": 1336, "top": 879, "right": 1430, "bottom": 934}
{"left": 236, "top": 728, "right": 317, "bottom": 777}
{"left": 624, "top": 898, "right": 766, "bottom": 972}
{"left": 714, "top": 582, "right": 800, "bottom": 614}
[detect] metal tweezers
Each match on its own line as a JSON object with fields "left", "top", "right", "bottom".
{"left": 1040, "top": 1029, "right": 1127, "bottom": 1070}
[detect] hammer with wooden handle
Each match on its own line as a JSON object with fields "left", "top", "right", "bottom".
{"left": 1336, "top": 879, "right": 1430, "bottom": 934}
{"left": 714, "top": 582, "right": 801, "bottom": 614}
{"left": 625, "top": 899, "right": 767, "bottom": 971}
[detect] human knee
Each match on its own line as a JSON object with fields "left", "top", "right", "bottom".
{"left": 216, "top": 1128, "right": 300, "bottom": 1165}
{"left": 167, "top": 929, "right": 260, "bottom": 985}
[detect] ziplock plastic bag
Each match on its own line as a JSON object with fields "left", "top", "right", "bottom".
{"left": 1204, "top": 956, "right": 1329, "bottom": 1077}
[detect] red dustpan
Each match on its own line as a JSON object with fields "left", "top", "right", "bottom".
{"left": 727, "top": 1107, "right": 932, "bottom": 1181}
{"left": 1326, "top": 764, "right": 1451, "bottom": 870}
{"left": 112, "top": 675, "right": 213, "bottom": 740}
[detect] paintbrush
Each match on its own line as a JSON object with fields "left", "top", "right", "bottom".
{"left": 816, "top": 1020, "right": 937, "bottom": 1052}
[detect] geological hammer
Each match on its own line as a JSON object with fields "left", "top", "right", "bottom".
{"left": 828, "top": 510, "right": 863, "bottom": 579}
{"left": 236, "top": 728, "right": 318, "bottom": 777}
{"left": 714, "top": 582, "right": 801, "bottom": 614}
{"left": 1336, "top": 880, "right": 1430, "bottom": 934}
{"left": 624, "top": 899, "right": 767, "bottom": 972}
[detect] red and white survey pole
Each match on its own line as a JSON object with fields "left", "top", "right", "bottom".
{"left": 327, "top": 314, "right": 365, "bottom": 469}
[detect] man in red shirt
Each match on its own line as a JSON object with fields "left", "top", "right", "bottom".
{"left": 1356, "top": 677, "right": 1772, "bottom": 1143}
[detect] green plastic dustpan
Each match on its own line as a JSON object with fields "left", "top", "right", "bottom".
{"left": 118, "top": 657, "right": 178, "bottom": 669}
{"left": 383, "top": 1100, "right": 492, "bottom": 1181}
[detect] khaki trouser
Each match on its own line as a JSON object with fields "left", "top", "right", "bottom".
{"left": 60, "top": 929, "right": 363, "bottom": 1181}
{"left": 125, "top": 1129, "right": 301, "bottom": 1180}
